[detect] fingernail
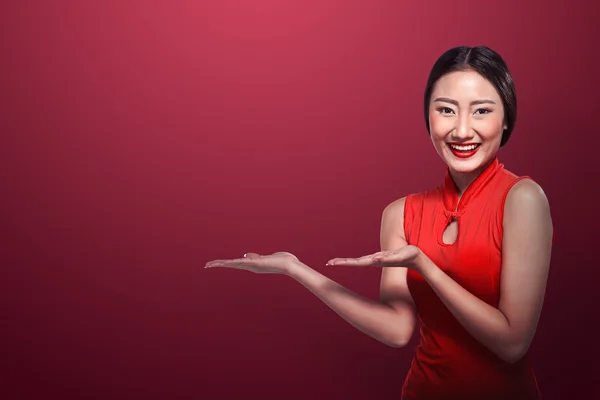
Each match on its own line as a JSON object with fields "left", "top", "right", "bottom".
{"left": 244, "top": 253, "right": 247, "bottom": 257}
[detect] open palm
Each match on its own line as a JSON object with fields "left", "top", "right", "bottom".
{"left": 326, "top": 245, "right": 422, "bottom": 269}
{"left": 205, "top": 252, "right": 298, "bottom": 274}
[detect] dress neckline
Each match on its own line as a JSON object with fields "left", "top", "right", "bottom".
{"left": 441, "top": 157, "right": 503, "bottom": 220}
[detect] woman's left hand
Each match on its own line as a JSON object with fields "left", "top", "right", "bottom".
{"left": 205, "top": 251, "right": 299, "bottom": 275}
{"left": 326, "top": 245, "right": 425, "bottom": 273}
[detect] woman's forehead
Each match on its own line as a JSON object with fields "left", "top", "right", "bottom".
{"left": 432, "top": 70, "right": 501, "bottom": 101}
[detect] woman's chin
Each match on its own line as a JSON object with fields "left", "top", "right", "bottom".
{"left": 443, "top": 153, "right": 486, "bottom": 174}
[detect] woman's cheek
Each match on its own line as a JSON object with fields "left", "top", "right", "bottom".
{"left": 429, "top": 115, "right": 451, "bottom": 138}
{"left": 474, "top": 119, "right": 504, "bottom": 140}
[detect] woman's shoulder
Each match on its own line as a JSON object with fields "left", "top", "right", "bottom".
{"left": 382, "top": 187, "right": 439, "bottom": 215}
{"left": 382, "top": 196, "right": 408, "bottom": 222}
{"left": 497, "top": 168, "right": 553, "bottom": 240}
{"left": 503, "top": 178, "right": 550, "bottom": 215}
{"left": 381, "top": 187, "right": 440, "bottom": 225}
{"left": 383, "top": 183, "right": 443, "bottom": 221}
{"left": 501, "top": 177, "right": 554, "bottom": 247}
{"left": 495, "top": 164, "right": 548, "bottom": 213}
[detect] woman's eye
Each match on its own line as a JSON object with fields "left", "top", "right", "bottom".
{"left": 475, "top": 108, "right": 491, "bottom": 115}
{"left": 439, "top": 107, "right": 454, "bottom": 114}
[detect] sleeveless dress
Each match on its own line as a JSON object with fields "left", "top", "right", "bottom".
{"left": 401, "top": 157, "right": 544, "bottom": 400}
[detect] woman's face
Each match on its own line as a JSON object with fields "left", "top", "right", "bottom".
{"left": 428, "top": 70, "right": 506, "bottom": 175}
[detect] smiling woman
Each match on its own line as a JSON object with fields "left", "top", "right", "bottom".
{"left": 205, "top": 46, "right": 553, "bottom": 400}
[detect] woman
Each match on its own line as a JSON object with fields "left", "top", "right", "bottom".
{"left": 205, "top": 46, "right": 553, "bottom": 400}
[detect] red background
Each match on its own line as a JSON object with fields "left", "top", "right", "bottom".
{"left": 2, "top": 1, "right": 598, "bottom": 399}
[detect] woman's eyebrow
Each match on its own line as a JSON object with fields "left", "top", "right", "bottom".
{"left": 433, "top": 97, "right": 497, "bottom": 105}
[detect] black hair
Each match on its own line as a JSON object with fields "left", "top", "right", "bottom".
{"left": 423, "top": 46, "right": 517, "bottom": 147}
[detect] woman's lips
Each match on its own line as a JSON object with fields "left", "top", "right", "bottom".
{"left": 447, "top": 143, "right": 481, "bottom": 159}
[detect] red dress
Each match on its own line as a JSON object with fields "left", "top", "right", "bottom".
{"left": 401, "top": 157, "right": 543, "bottom": 400}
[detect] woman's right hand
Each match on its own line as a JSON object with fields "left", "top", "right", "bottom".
{"left": 204, "top": 251, "right": 300, "bottom": 275}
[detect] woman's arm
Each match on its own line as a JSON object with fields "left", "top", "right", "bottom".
{"left": 416, "top": 179, "right": 553, "bottom": 363}
{"left": 285, "top": 197, "right": 417, "bottom": 347}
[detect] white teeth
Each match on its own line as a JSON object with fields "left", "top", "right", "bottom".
{"left": 450, "top": 144, "right": 478, "bottom": 151}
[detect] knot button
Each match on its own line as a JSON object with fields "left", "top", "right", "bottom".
{"left": 444, "top": 209, "right": 466, "bottom": 219}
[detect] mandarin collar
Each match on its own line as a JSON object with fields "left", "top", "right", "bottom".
{"left": 442, "top": 157, "right": 503, "bottom": 219}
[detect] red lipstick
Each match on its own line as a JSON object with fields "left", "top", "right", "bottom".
{"left": 447, "top": 142, "right": 481, "bottom": 159}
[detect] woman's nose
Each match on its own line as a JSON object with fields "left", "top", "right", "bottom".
{"left": 453, "top": 117, "right": 473, "bottom": 139}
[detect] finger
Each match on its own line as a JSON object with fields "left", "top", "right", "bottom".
{"left": 353, "top": 254, "right": 379, "bottom": 265}
{"left": 364, "top": 252, "right": 385, "bottom": 261}
{"left": 205, "top": 257, "right": 252, "bottom": 269}
{"left": 327, "top": 258, "right": 349, "bottom": 265}
{"left": 332, "top": 252, "right": 392, "bottom": 267}
{"left": 225, "top": 257, "right": 255, "bottom": 267}
{"left": 326, "top": 257, "right": 370, "bottom": 267}
{"left": 205, "top": 260, "right": 225, "bottom": 268}
{"left": 327, "top": 250, "right": 383, "bottom": 265}
{"left": 372, "top": 253, "right": 394, "bottom": 262}
{"left": 371, "top": 249, "right": 410, "bottom": 266}
{"left": 371, "top": 250, "right": 396, "bottom": 261}
{"left": 244, "top": 252, "right": 261, "bottom": 259}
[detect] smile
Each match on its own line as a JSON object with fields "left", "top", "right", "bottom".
{"left": 447, "top": 143, "right": 481, "bottom": 158}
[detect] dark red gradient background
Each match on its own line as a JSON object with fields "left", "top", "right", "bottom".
{"left": 2, "top": 1, "right": 598, "bottom": 399}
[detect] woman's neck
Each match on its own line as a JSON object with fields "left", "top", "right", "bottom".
{"left": 449, "top": 158, "right": 494, "bottom": 196}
